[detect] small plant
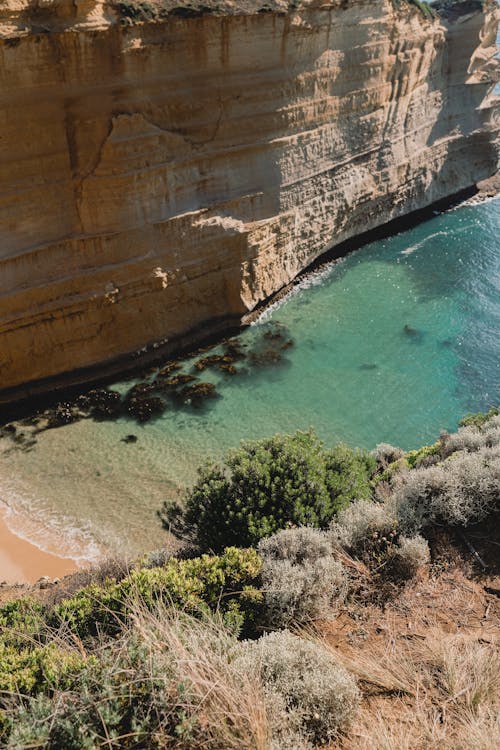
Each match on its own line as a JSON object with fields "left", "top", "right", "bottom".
{"left": 257, "top": 526, "right": 334, "bottom": 565}
{"left": 160, "top": 431, "right": 375, "bottom": 552}
{"left": 258, "top": 528, "right": 347, "bottom": 627}
{"left": 371, "top": 443, "right": 405, "bottom": 467}
{"left": 236, "top": 630, "right": 360, "bottom": 745}
{"left": 390, "top": 535, "right": 430, "bottom": 579}
{"left": 330, "top": 499, "right": 398, "bottom": 554}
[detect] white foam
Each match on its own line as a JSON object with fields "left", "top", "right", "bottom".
{"left": 458, "top": 192, "right": 500, "bottom": 209}
{"left": 0, "top": 479, "right": 104, "bottom": 566}
{"left": 400, "top": 230, "right": 450, "bottom": 256}
{"left": 252, "top": 259, "right": 344, "bottom": 325}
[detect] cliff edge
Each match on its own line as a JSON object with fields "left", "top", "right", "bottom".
{"left": 0, "top": 0, "right": 498, "bottom": 401}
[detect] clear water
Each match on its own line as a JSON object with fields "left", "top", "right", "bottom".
{"left": 0, "top": 197, "right": 499, "bottom": 561}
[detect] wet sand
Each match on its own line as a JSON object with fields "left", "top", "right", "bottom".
{"left": 0, "top": 506, "right": 79, "bottom": 584}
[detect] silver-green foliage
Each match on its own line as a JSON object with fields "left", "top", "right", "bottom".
{"left": 236, "top": 630, "right": 360, "bottom": 746}
{"left": 329, "top": 499, "right": 397, "bottom": 552}
{"left": 258, "top": 528, "right": 347, "bottom": 627}
{"left": 392, "top": 535, "right": 430, "bottom": 578}
{"left": 396, "top": 445, "right": 500, "bottom": 532}
{"left": 440, "top": 415, "right": 500, "bottom": 458}
{"left": 371, "top": 442, "right": 406, "bottom": 466}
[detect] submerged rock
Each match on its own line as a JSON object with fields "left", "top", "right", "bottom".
{"left": 84, "top": 389, "right": 123, "bottom": 418}
{"left": 121, "top": 434, "right": 138, "bottom": 444}
{"left": 223, "top": 339, "right": 247, "bottom": 360}
{"left": 46, "top": 402, "right": 80, "bottom": 428}
{"left": 125, "top": 395, "right": 166, "bottom": 422}
{"left": 157, "top": 362, "right": 182, "bottom": 377}
{"left": 178, "top": 381, "right": 218, "bottom": 405}
{"left": 194, "top": 354, "right": 227, "bottom": 371}
{"left": 248, "top": 347, "right": 283, "bottom": 367}
{"left": 403, "top": 324, "right": 424, "bottom": 340}
{"left": 219, "top": 363, "right": 238, "bottom": 375}
{"left": 156, "top": 373, "right": 197, "bottom": 388}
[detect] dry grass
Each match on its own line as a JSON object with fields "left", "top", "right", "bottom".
{"left": 318, "top": 571, "right": 500, "bottom": 750}
{"left": 128, "top": 605, "right": 270, "bottom": 750}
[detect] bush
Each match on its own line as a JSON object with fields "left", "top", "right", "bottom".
{"left": 440, "top": 416, "right": 500, "bottom": 458}
{"left": 459, "top": 406, "right": 500, "bottom": 429}
{"left": 160, "top": 431, "right": 375, "bottom": 552}
{"left": 257, "top": 526, "right": 333, "bottom": 565}
{"left": 324, "top": 444, "right": 376, "bottom": 507}
{"left": 371, "top": 443, "right": 405, "bottom": 466}
{"left": 258, "top": 528, "right": 347, "bottom": 627}
{"left": 395, "top": 446, "right": 500, "bottom": 532}
{"left": 390, "top": 535, "right": 430, "bottom": 579}
{"left": 51, "top": 547, "right": 263, "bottom": 638}
{"left": 235, "top": 631, "right": 360, "bottom": 745}
{"left": 4, "top": 611, "right": 267, "bottom": 750}
{"left": 406, "top": 442, "right": 441, "bottom": 468}
{"left": 0, "top": 642, "right": 90, "bottom": 699}
{"left": 330, "top": 499, "right": 398, "bottom": 553}
{"left": 0, "top": 599, "right": 47, "bottom": 649}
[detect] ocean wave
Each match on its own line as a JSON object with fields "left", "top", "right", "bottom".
{"left": 252, "top": 259, "right": 344, "bottom": 325}
{"left": 400, "top": 230, "right": 451, "bottom": 256}
{"left": 0, "top": 481, "right": 104, "bottom": 566}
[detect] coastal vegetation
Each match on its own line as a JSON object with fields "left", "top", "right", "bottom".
{"left": 159, "top": 431, "right": 375, "bottom": 551}
{"left": 0, "top": 408, "right": 498, "bottom": 747}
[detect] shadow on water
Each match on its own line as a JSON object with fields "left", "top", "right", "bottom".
{"left": 0, "top": 321, "right": 296, "bottom": 450}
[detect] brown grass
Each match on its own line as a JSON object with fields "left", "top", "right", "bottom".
{"left": 315, "top": 562, "right": 500, "bottom": 750}
{"left": 131, "top": 605, "right": 269, "bottom": 750}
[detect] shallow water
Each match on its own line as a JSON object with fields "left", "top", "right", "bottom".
{"left": 1, "top": 197, "right": 499, "bottom": 561}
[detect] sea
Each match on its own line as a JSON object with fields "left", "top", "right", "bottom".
{"left": 0, "top": 195, "right": 498, "bottom": 564}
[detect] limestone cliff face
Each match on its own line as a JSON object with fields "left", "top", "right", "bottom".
{"left": 0, "top": 0, "right": 498, "bottom": 400}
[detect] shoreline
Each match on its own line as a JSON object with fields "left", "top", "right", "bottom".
{"left": 1, "top": 180, "right": 499, "bottom": 421}
{"left": 0, "top": 504, "right": 80, "bottom": 584}
{"left": 0, "top": 180, "right": 497, "bottom": 586}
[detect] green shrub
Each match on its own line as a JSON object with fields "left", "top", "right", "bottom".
{"left": 324, "top": 443, "right": 376, "bottom": 506}
{"left": 4, "top": 612, "right": 266, "bottom": 750}
{"left": 0, "top": 598, "right": 47, "bottom": 648}
{"left": 52, "top": 547, "right": 263, "bottom": 638}
{"left": 160, "top": 431, "right": 375, "bottom": 552}
{"left": 406, "top": 442, "right": 441, "bottom": 468}
{"left": 0, "top": 642, "right": 90, "bottom": 699}
{"left": 459, "top": 406, "right": 500, "bottom": 429}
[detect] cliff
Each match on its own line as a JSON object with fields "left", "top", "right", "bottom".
{"left": 0, "top": 0, "right": 498, "bottom": 402}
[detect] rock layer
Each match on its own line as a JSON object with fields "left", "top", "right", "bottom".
{"left": 0, "top": 0, "right": 498, "bottom": 401}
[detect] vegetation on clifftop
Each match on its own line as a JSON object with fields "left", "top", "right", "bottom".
{"left": 0, "top": 408, "right": 498, "bottom": 748}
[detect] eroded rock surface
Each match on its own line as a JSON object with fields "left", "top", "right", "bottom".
{"left": 0, "top": 0, "right": 498, "bottom": 400}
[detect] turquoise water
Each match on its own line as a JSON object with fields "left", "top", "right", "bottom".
{"left": 0, "top": 197, "right": 499, "bottom": 561}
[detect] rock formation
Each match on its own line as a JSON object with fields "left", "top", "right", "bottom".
{"left": 0, "top": 0, "right": 498, "bottom": 401}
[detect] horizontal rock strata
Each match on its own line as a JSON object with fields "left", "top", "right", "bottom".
{"left": 0, "top": 0, "right": 498, "bottom": 401}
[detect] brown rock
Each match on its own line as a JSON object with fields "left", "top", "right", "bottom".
{"left": 0, "top": 1, "right": 498, "bottom": 400}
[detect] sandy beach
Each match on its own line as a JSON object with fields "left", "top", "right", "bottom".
{"left": 0, "top": 506, "right": 79, "bottom": 584}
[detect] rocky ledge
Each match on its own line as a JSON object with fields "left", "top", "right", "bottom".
{"left": 0, "top": 0, "right": 498, "bottom": 404}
